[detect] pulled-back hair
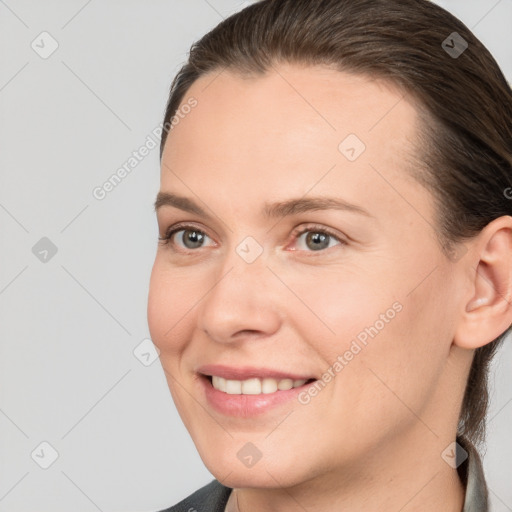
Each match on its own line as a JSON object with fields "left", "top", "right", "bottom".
{"left": 159, "top": 0, "right": 512, "bottom": 447}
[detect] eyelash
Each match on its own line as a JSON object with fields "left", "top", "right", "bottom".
{"left": 158, "top": 222, "right": 346, "bottom": 254}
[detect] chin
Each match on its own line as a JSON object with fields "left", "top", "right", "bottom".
{"left": 197, "top": 444, "right": 311, "bottom": 489}
{"left": 213, "top": 467, "right": 305, "bottom": 490}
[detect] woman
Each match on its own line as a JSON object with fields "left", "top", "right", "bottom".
{"left": 147, "top": 0, "right": 512, "bottom": 510}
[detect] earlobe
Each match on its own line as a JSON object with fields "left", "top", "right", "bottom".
{"left": 454, "top": 216, "right": 512, "bottom": 350}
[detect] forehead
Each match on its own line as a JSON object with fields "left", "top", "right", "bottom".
{"left": 160, "top": 64, "right": 428, "bottom": 223}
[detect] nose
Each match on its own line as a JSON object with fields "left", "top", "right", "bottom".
{"left": 197, "top": 249, "right": 282, "bottom": 344}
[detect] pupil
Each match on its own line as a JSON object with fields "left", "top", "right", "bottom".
{"left": 184, "top": 230, "right": 204, "bottom": 249}
{"left": 307, "top": 232, "right": 329, "bottom": 251}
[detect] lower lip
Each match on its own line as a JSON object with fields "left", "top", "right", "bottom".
{"left": 200, "top": 375, "right": 316, "bottom": 417}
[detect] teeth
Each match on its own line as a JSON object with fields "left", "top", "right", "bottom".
{"left": 211, "top": 376, "right": 308, "bottom": 395}
{"left": 277, "top": 378, "right": 293, "bottom": 390}
{"left": 262, "top": 378, "right": 277, "bottom": 394}
{"left": 212, "top": 375, "right": 226, "bottom": 392}
{"left": 225, "top": 379, "right": 241, "bottom": 394}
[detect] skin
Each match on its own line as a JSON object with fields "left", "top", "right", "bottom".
{"left": 147, "top": 63, "right": 512, "bottom": 511}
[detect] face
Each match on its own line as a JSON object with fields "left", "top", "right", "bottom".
{"left": 148, "top": 64, "right": 464, "bottom": 489}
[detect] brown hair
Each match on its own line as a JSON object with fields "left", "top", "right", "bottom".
{"left": 159, "top": 0, "right": 512, "bottom": 446}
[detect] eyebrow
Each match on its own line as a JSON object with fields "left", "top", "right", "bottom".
{"left": 153, "top": 192, "right": 372, "bottom": 219}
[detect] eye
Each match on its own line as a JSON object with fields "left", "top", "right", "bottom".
{"left": 291, "top": 225, "right": 345, "bottom": 252}
{"left": 158, "top": 223, "right": 346, "bottom": 254}
{"left": 158, "top": 224, "right": 215, "bottom": 251}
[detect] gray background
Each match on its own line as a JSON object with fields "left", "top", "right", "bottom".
{"left": 0, "top": 0, "right": 510, "bottom": 510}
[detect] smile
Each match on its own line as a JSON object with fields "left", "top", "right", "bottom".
{"left": 210, "top": 376, "right": 313, "bottom": 394}
{"left": 197, "top": 364, "right": 318, "bottom": 416}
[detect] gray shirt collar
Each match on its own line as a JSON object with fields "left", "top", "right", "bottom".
{"left": 458, "top": 436, "right": 489, "bottom": 512}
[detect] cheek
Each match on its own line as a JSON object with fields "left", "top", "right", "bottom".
{"left": 147, "top": 259, "right": 195, "bottom": 356}
{"left": 290, "top": 260, "right": 453, "bottom": 422}
{"left": 343, "top": 278, "right": 453, "bottom": 433}
{"left": 147, "top": 262, "right": 200, "bottom": 420}
{"left": 287, "top": 266, "right": 400, "bottom": 359}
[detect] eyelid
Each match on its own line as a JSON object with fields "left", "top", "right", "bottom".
{"left": 287, "top": 223, "right": 346, "bottom": 252}
{"left": 159, "top": 221, "right": 346, "bottom": 254}
{"left": 158, "top": 222, "right": 217, "bottom": 249}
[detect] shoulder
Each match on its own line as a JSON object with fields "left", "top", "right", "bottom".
{"left": 157, "top": 479, "right": 233, "bottom": 512}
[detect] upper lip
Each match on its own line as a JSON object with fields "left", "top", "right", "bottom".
{"left": 197, "top": 364, "right": 316, "bottom": 381}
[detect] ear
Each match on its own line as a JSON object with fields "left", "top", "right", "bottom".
{"left": 454, "top": 215, "right": 512, "bottom": 349}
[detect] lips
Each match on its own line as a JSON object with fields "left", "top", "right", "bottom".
{"left": 196, "top": 363, "right": 317, "bottom": 413}
{"left": 198, "top": 370, "right": 318, "bottom": 417}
